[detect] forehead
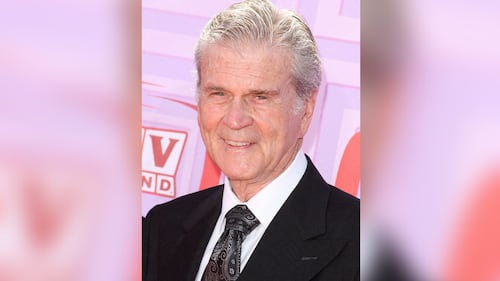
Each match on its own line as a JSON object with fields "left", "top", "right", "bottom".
{"left": 199, "top": 43, "right": 293, "bottom": 91}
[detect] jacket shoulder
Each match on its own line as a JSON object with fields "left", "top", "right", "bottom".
{"left": 328, "top": 184, "right": 359, "bottom": 212}
{"left": 145, "top": 185, "right": 223, "bottom": 222}
{"left": 326, "top": 184, "right": 360, "bottom": 231}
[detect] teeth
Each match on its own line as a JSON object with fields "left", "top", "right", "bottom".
{"left": 225, "top": 140, "right": 250, "bottom": 147}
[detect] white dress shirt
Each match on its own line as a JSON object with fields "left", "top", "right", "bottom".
{"left": 194, "top": 151, "right": 307, "bottom": 281}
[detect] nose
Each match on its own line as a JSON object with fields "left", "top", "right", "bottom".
{"left": 223, "top": 98, "right": 253, "bottom": 129}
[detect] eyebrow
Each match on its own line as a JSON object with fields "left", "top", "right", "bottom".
{"left": 203, "top": 85, "right": 226, "bottom": 92}
{"left": 247, "top": 89, "right": 279, "bottom": 96}
{"left": 202, "top": 85, "right": 280, "bottom": 96}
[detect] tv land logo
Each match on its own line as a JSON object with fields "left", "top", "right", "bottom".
{"left": 142, "top": 127, "right": 187, "bottom": 197}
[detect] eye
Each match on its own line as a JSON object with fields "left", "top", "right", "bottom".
{"left": 205, "top": 91, "right": 229, "bottom": 104}
{"left": 211, "top": 92, "right": 225, "bottom": 97}
{"left": 255, "top": 95, "right": 267, "bottom": 100}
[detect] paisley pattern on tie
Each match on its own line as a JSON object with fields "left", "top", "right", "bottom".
{"left": 202, "top": 205, "right": 260, "bottom": 281}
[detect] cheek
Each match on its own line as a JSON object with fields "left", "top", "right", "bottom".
{"left": 283, "top": 114, "right": 304, "bottom": 140}
{"left": 261, "top": 113, "right": 300, "bottom": 143}
{"left": 198, "top": 106, "right": 218, "bottom": 130}
{"left": 197, "top": 113, "right": 215, "bottom": 146}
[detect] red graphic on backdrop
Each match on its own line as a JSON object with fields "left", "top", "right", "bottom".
{"left": 144, "top": 93, "right": 222, "bottom": 190}
{"left": 142, "top": 127, "right": 187, "bottom": 197}
{"left": 335, "top": 131, "right": 360, "bottom": 197}
{"left": 150, "top": 136, "right": 179, "bottom": 167}
{"left": 445, "top": 169, "right": 500, "bottom": 281}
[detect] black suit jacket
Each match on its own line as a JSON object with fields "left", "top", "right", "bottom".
{"left": 143, "top": 157, "right": 359, "bottom": 281}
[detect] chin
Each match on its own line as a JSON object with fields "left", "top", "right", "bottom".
{"left": 217, "top": 156, "right": 254, "bottom": 172}
{"left": 223, "top": 168, "right": 258, "bottom": 182}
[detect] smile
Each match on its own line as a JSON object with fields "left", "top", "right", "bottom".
{"left": 224, "top": 139, "right": 252, "bottom": 147}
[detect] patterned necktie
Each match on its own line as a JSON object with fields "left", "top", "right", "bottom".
{"left": 202, "top": 204, "right": 260, "bottom": 281}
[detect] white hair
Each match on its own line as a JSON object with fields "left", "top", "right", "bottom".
{"left": 195, "top": 0, "right": 321, "bottom": 112}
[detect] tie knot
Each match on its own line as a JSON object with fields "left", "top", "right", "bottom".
{"left": 224, "top": 204, "right": 260, "bottom": 235}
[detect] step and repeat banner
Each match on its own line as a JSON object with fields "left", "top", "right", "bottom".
{"left": 142, "top": 0, "right": 360, "bottom": 216}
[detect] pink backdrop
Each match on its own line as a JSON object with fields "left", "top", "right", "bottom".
{"left": 141, "top": 0, "right": 360, "bottom": 215}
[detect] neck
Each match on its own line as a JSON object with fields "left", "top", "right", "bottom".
{"left": 229, "top": 143, "right": 302, "bottom": 202}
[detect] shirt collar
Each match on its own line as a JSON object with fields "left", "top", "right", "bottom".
{"left": 221, "top": 151, "right": 307, "bottom": 227}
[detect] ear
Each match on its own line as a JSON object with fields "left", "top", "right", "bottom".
{"left": 196, "top": 93, "right": 203, "bottom": 127}
{"left": 299, "top": 90, "right": 318, "bottom": 138}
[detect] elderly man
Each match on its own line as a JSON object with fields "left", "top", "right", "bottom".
{"left": 142, "top": 1, "right": 359, "bottom": 280}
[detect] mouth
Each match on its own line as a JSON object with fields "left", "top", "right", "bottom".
{"left": 224, "top": 139, "right": 253, "bottom": 148}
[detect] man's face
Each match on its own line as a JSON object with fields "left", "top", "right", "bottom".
{"left": 197, "top": 43, "right": 316, "bottom": 189}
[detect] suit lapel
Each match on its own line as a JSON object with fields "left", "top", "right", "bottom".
{"left": 162, "top": 187, "right": 223, "bottom": 281}
{"left": 238, "top": 159, "right": 346, "bottom": 281}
